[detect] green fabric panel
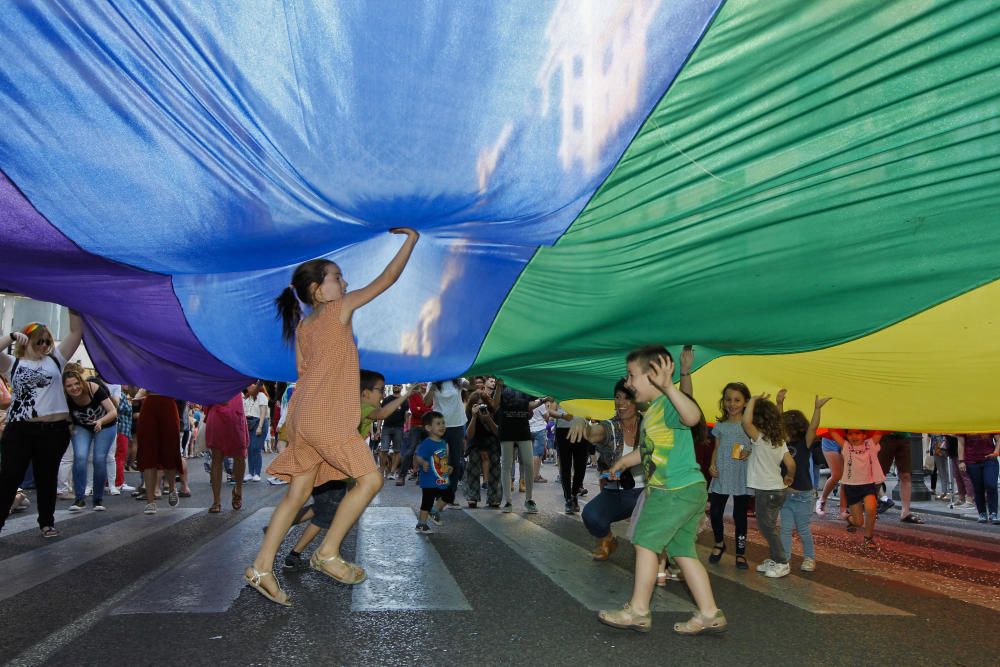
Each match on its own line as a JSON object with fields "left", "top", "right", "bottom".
{"left": 472, "top": 0, "right": 1000, "bottom": 399}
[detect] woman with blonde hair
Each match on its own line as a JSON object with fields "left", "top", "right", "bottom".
{"left": 0, "top": 312, "right": 84, "bottom": 537}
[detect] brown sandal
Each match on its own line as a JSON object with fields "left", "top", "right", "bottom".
{"left": 592, "top": 534, "right": 618, "bottom": 561}
{"left": 597, "top": 603, "right": 651, "bottom": 633}
{"left": 208, "top": 503, "right": 222, "bottom": 514}
{"left": 232, "top": 489, "right": 242, "bottom": 511}
{"left": 673, "top": 609, "right": 727, "bottom": 635}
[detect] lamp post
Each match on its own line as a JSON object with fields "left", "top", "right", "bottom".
{"left": 892, "top": 433, "right": 932, "bottom": 502}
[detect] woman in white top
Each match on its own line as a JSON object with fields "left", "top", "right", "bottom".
{"left": 0, "top": 312, "right": 84, "bottom": 537}
{"left": 243, "top": 383, "right": 269, "bottom": 481}
{"left": 424, "top": 379, "right": 468, "bottom": 496}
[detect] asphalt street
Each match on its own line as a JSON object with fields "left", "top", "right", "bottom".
{"left": 2, "top": 454, "right": 997, "bottom": 667}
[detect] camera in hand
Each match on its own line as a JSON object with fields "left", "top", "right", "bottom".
{"left": 476, "top": 404, "right": 489, "bottom": 414}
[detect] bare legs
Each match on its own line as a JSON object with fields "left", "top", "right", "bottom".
{"left": 247, "top": 468, "right": 317, "bottom": 599}
{"left": 143, "top": 468, "right": 175, "bottom": 503}
{"left": 314, "top": 471, "right": 383, "bottom": 575}
{"left": 210, "top": 449, "right": 223, "bottom": 508}
{"left": 849, "top": 496, "right": 878, "bottom": 538}
{"left": 628, "top": 547, "right": 718, "bottom": 618}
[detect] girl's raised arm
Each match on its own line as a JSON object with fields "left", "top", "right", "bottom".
{"left": 58, "top": 309, "right": 84, "bottom": 361}
{"left": 341, "top": 228, "right": 419, "bottom": 321}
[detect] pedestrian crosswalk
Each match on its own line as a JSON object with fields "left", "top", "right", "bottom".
{"left": 1, "top": 508, "right": 86, "bottom": 537}
{"left": 2, "top": 502, "right": 990, "bottom": 617}
{"left": 0, "top": 509, "right": 200, "bottom": 603}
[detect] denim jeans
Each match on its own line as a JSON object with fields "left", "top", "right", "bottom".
{"left": 966, "top": 458, "right": 999, "bottom": 515}
{"left": 754, "top": 489, "right": 787, "bottom": 563}
{"left": 71, "top": 424, "right": 117, "bottom": 503}
{"left": 444, "top": 426, "right": 466, "bottom": 495}
{"left": 531, "top": 429, "right": 547, "bottom": 457}
{"left": 779, "top": 489, "right": 815, "bottom": 559}
{"left": 581, "top": 486, "right": 643, "bottom": 538}
{"left": 247, "top": 417, "right": 265, "bottom": 477}
{"left": 399, "top": 427, "right": 424, "bottom": 478}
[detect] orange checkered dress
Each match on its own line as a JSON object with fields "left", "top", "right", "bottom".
{"left": 267, "top": 299, "right": 376, "bottom": 485}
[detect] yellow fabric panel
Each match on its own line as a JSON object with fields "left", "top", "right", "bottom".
{"left": 564, "top": 279, "right": 1000, "bottom": 432}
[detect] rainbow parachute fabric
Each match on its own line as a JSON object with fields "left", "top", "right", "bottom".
{"left": 2, "top": 1, "right": 998, "bottom": 430}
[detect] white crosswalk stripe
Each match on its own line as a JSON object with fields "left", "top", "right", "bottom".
{"left": 113, "top": 508, "right": 274, "bottom": 615}
{"left": 352, "top": 507, "right": 471, "bottom": 611}
{"left": 0, "top": 509, "right": 201, "bottom": 603}
{"left": 468, "top": 510, "right": 695, "bottom": 612}
{"left": 1, "top": 508, "right": 86, "bottom": 537}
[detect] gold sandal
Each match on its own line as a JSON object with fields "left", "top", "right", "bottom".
{"left": 309, "top": 552, "right": 367, "bottom": 585}
{"left": 673, "top": 609, "right": 727, "bottom": 635}
{"left": 597, "top": 603, "right": 651, "bottom": 633}
{"left": 244, "top": 567, "right": 291, "bottom": 606}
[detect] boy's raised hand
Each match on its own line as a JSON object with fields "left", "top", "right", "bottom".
{"left": 776, "top": 388, "right": 787, "bottom": 405}
{"left": 815, "top": 395, "right": 832, "bottom": 409}
{"left": 647, "top": 354, "right": 675, "bottom": 389}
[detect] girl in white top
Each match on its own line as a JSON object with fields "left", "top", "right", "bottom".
{"left": 743, "top": 393, "right": 796, "bottom": 578}
{"left": 827, "top": 429, "right": 885, "bottom": 549}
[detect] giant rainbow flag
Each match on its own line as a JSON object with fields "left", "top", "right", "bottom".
{"left": 2, "top": 1, "right": 998, "bottom": 430}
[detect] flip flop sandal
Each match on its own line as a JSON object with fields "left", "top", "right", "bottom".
{"left": 309, "top": 552, "right": 367, "bottom": 585}
{"left": 244, "top": 567, "right": 291, "bottom": 606}
{"left": 208, "top": 504, "right": 222, "bottom": 514}
{"left": 232, "top": 490, "right": 242, "bottom": 511}
{"left": 900, "top": 514, "right": 924, "bottom": 524}
{"left": 40, "top": 526, "right": 59, "bottom": 538}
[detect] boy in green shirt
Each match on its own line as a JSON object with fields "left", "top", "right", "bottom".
{"left": 599, "top": 345, "right": 726, "bottom": 636}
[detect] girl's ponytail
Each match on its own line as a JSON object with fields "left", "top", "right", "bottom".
{"left": 275, "top": 286, "right": 303, "bottom": 345}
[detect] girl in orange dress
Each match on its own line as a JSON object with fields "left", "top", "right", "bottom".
{"left": 244, "top": 228, "right": 419, "bottom": 605}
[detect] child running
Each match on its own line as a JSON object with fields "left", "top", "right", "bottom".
{"left": 244, "top": 227, "right": 419, "bottom": 606}
{"left": 413, "top": 411, "right": 454, "bottom": 533}
{"left": 599, "top": 345, "right": 725, "bottom": 635}
{"left": 276, "top": 370, "right": 411, "bottom": 567}
{"left": 742, "top": 393, "right": 796, "bottom": 578}
{"left": 827, "top": 428, "right": 885, "bottom": 549}
{"left": 776, "top": 390, "right": 830, "bottom": 572}
{"left": 707, "top": 382, "right": 753, "bottom": 569}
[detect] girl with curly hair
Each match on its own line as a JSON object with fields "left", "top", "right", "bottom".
{"left": 742, "top": 393, "right": 796, "bottom": 579}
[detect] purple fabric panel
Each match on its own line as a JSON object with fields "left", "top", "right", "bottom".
{"left": 0, "top": 170, "right": 250, "bottom": 403}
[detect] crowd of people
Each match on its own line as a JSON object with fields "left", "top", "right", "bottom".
{"left": 2, "top": 227, "right": 999, "bottom": 636}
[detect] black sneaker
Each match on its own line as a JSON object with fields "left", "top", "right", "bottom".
{"left": 93, "top": 501, "right": 106, "bottom": 512}
{"left": 876, "top": 498, "right": 894, "bottom": 514}
{"left": 67, "top": 500, "right": 85, "bottom": 512}
{"left": 430, "top": 510, "right": 442, "bottom": 525}
{"left": 572, "top": 496, "right": 580, "bottom": 513}
{"left": 283, "top": 551, "right": 303, "bottom": 569}
{"left": 564, "top": 499, "right": 574, "bottom": 514}
{"left": 415, "top": 523, "right": 432, "bottom": 534}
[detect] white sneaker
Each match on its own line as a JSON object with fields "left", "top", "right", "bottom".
{"left": 800, "top": 558, "right": 816, "bottom": 572}
{"left": 252, "top": 474, "right": 261, "bottom": 482}
{"left": 267, "top": 477, "right": 288, "bottom": 486}
{"left": 814, "top": 499, "right": 825, "bottom": 516}
{"left": 766, "top": 562, "right": 791, "bottom": 578}
{"left": 143, "top": 503, "right": 157, "bottom": 515}
{"left": 756, "top": 559, "right": 776, "bottom": 573}
{"left": 244, "top": 475, "right": 253, "bottom": 482}
{"left": 120, "top": 483, "right": 136, "bottom": 492}
{"left": 109, "top": 486, "right": 121, "bottom": 496}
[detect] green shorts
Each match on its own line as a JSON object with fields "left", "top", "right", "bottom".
{"left": 631, "top": 482, "right": 706, "bottom": 559}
